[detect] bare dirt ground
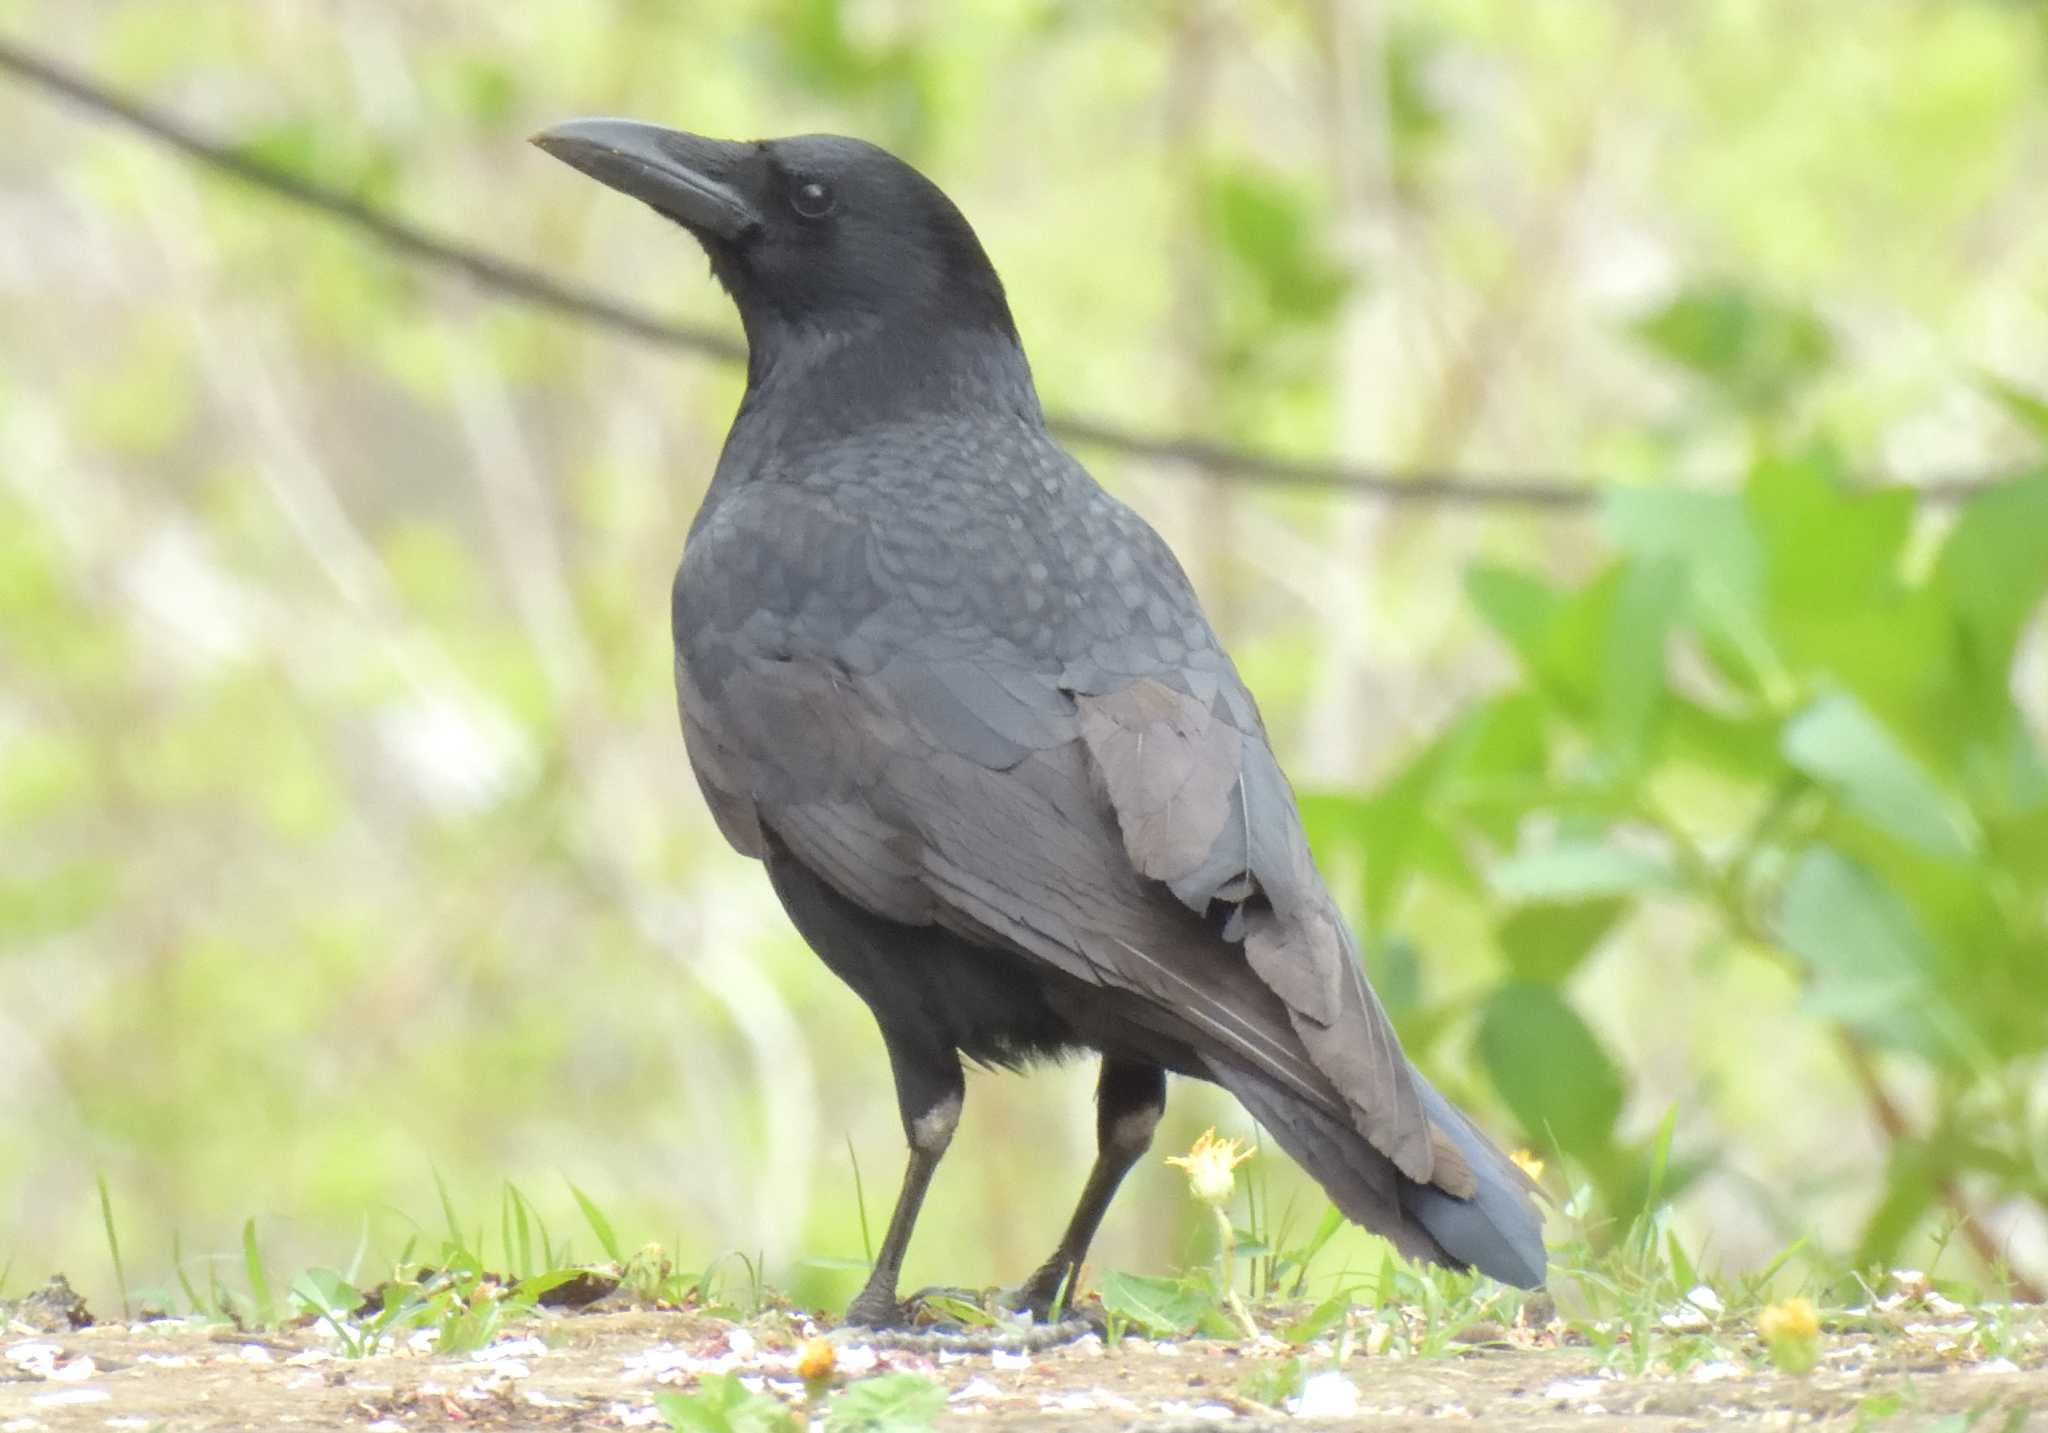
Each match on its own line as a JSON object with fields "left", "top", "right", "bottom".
{"left": 3, "top": 1289, "right": 2043, "bottom": 1431}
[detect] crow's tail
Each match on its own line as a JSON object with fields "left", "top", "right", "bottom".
{"left": 1218, "top": 1064, "right": 1546, "bottom": 1289}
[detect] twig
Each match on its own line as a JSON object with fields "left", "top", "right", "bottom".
{"left": 1836, "top": 1039, "right": 2043, "bottom": 1303}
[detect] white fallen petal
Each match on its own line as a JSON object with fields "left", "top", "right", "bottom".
{"left": 1976, "top": 1357, "right": 2020, "bottom": 1375}
{"left": 1159, "top": 1400, "right": 1235, "bottom": 1421}
{"left": 477, "top": 1337, "right": 547, "bottom": 1362}
{"left": 1685, "top": 1286, "right": 1725, "bottom": 1316}
{"left": 835, "top": 1344, "right": 878, "bottom": 1375}
{"left": 47, "top": 1357, "right": 95, "bottom": 1382}
{"left": 1689, "top": 1361, "right": 1742, "bottom": 1383}
{"left": 951, "top": 1377, "right": 1001, "bottom": 1403}
{"left": 30, "top": 1389, "right": 109, "bottom": 1407}
{"left": 1289, "top": 1371, "right": 1360, "bottom": 1418}
{"left": 726, "top": 1328, "right": 756, "bottom": 1359}
{"left": 5, "top": 1343, "right": 60, "bottom": 1375}
{"left": 990, "top": 1347, "right": 1030, "bottom": 1371}
{"left": 1544, "top": 1378, "right": 1608, "bottom": 1402}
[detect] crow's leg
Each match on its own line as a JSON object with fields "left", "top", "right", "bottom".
{"left": 1012, "top": 1056, "right": 1167, "bottom": 1320}
{"left": 843, "top": 1034, "right": 965, "bottom": 1329}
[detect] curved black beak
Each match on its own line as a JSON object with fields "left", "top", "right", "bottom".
{"left": 530, "top": 118, "right": 760, "bottom": 242}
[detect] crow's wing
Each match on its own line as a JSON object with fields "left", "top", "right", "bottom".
{"left": 676, "top": 482, "right": 1450, "bottom": 1189}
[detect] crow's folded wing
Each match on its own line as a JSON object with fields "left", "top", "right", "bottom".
{"left": 680, "top": 605, "right": 1449, "bottom": 1189}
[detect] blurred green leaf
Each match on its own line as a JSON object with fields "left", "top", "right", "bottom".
{"left": 1489, "top": 840, "right": 1676, "bottom": 903}
{"left": 658, "top": 1373, "right": 799, "bottom": 1433}
{"left": 1979, "top": 374, "right": 2048, "bottom": 443}
{"left": 1784, "top": 693, "right": 1977, "bottom": 858}
{"left": 1599, "top": 559, "right": 1684, "bottom": 768}
{"left": 290, "top": 1267, "right": 365, "bottom": 1319}
{"left": 1633, "top": 282, "right": 1833, "bottom": 411}
{"left": 1932, "top": 474, "right": 2048, "bottom": 687}
{"left": 825, "top": 1374, "right": 946, "bottom": 1433}
{"left": 229, "top": 120, "right": 401, "bottom": 205}
{"left": 1203, "top": 165, "right": 1351, "bottom": 326}
{"left": 1748, "top": 450, "right": 1912, "bottom": 615}
{"left": 0, "top": 864, "right": 117, "bottom": 942}
{"left": 1096, "top": 1270, "right": 1209, "bottom": 1335}
{"left": 1776, "top": 848, "right": 1948, "bottom": 1054}
{"left": 1465, "top": 564, "right": 1560, "bottom": 679}
{"left": 1497, "top": 900, "right": 1626, "bottom": 984}
{"left": 1477, "top": 982, "right": 1626, "bottom": 1155}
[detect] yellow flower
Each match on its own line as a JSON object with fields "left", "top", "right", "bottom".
{"left": 795, "top": 1336, "right": 837, "bottom": 1387}
{"left": 1509, "top": 1149, "right": 1546, "bottom": 1183}
{"left": 1757, "top": 1296, "right": 1820, "bottom": 1373}
{"left": 1165, "top": 1127, "right": 1253, "bottom": 1206}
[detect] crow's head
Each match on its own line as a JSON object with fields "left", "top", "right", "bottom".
{"left": 532, "top": 120, "right": 1018, "bottom": 354}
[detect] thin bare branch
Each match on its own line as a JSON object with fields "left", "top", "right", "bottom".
{"left": 0, "top": 37, "right": 2024, "bottom": 510}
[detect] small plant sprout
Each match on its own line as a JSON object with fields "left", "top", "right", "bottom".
{"left": 1166, "top": 1127, "right": 1262, "bottom": 1340}
{"left": 1757, "top": 1295, "right": 1820, "bottom": 1374}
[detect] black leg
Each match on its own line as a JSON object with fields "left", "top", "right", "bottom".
{"left": 1013, "top": 1056, "right": 1167, "bottom": 1320}
{"left": 843, "top": 1034, "right": 965, "bottom": 1329}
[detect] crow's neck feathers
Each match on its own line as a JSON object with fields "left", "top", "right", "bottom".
{"left": 724, "top": 311, "right": 1045, "bottom": 470}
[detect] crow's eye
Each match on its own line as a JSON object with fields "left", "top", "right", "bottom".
{"left": 791, "top": 180, "right": 836, "bottom": 220}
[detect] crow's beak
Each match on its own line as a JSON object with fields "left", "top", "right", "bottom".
{"left": 530, "top": 118, "right": 760, "bottom": 242}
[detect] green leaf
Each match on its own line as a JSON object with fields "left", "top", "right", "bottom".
{"left": 1477, "top": 983, "right": 1626, "bottom": 1155}
{"left": 1282, "top": 1296, "right": 1351, "bottom": 1346}
{"left": 658, "top": 1374, "right": 800, "bottom": 1433}
{"left": 1602, "top": 489, "right": 1775, "bottom": 692}
{"left": 1095, "top": 1270, "right": 1211, "bottom": 1336}
{"left": 825, "top": 1374, "right": 947, "bottom": 1433}
{"left": 1932, "top": 474, "right": 2048, "bottom": 686}
{"left": 1202, "top": 165, "right": 1350, "bottom": 324}
{"left": 1783, "top": 693, "right": 1977, "bottom": 858}
{"left": 1776, "top": 848, "right": 1948, "bottom": 1054}
{"left": 290, "top": 1267, "right": 365, "bottom": 1320}
{"left": 1632, "top": 282, "right": 1833, "bottom": 411}
{"left": 1748, "top": 451, "right": 1913, "bottom": 614}
{"left": 1980, "top": 374, "right": 2048, "bottom": 443}
{"left": 242, "top": 1219, "right": 275, "bottom": 1329}
{"left": 1465, "top": 564, "right": 1561, "bottom": 676}
{"left": 1599, "top": 559, "right": 1685, "bottom": 766}
{"left": 1855, "top": 1148, "right": 1937, "bottom": 1271}
{"left": 568, "top": 1181, "right": 624, "bottom": 1264}
{"left": 1489, "top": 841, "right": 1676, "bottom": 903}
{"left": 1497, "top": 900, "right": 1626, "bottom": 984}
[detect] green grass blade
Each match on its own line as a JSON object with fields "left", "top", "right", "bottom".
{"left": 846, "top": 1135, "right": 874, "bottom": 1266}
{"left": 567, "top": 1181, "right": 623, "bottom": 1264}
{"left": 172, "top": 1230, "right": 206, "bottom": 1317}
{"left": 242, "top": 1218, "right": 275, "bottom": 1329}
{"left": 95, "top": 1173, "right": 130, "bottom": 1320}
{"left": 432, "top": 1165, "right": 463, "bottom": 1246}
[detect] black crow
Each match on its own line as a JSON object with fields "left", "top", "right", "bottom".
{"left": 532, "top": 119, "right": 1545, "bottom": 1327}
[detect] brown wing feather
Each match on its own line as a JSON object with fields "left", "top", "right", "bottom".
{"left": 1074, "top": 677, "right": 1438, "bottom": 1184}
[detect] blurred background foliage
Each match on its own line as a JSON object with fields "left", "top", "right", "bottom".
{"left": 2, "top": 0, "right": 2045, "bottom": 1311}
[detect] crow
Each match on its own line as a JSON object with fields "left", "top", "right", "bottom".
{"left": 532, "top": 118, "right": 1546, "bottom": 1327}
